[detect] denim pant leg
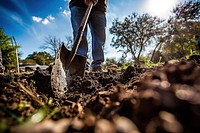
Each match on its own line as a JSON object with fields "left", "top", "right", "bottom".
{"left": 89, "top": 11, "right": 106, "bottom": 68}
{"left": 70, "top": 6, "right": 88, "bottom": 57}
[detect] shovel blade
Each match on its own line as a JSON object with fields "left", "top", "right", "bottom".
{"left": 51, "top": 44, "right": 86, "bottom": 98}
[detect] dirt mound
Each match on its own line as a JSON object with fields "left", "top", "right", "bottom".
{"left": 1, "top": 59, "right": 200, "bottom": 133}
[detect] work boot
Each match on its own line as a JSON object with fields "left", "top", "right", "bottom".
{"left": 92, "top": 66, "right": 102, "bottom": 72}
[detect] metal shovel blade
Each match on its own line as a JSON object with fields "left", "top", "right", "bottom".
{"left": 51, "top": 44, "right": 86, "bottom": 98}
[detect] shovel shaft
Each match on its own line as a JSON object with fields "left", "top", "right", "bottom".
{"left": 66, "top": 2, "right": 94, "bottom": 69}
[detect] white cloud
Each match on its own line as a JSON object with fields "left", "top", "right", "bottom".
{"left": 47, "top": 14, "right": 55, "bottom": 20}
{"left": 42, "top": 18, "right": 50, "bottom": 24}
{"left": 32, "top": 16, "right": 42, "bottom": 22}
{"left": 63, "top": 10, "right": 70, "bottom": 16}
{"left": 32, "top": 15, "right": 55, "bottom": 25}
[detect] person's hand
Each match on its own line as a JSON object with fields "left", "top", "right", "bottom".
{"left": 85, "top": 0, "right": 98, "bottom": 6}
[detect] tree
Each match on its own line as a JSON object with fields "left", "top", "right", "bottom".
{"left": 0, "top": 28, "right": 19, "bottom": 69}
{"left": 110, "top": 13, "right": 164, "bottom": 64}
{"left": 162, "top": 0, "right": 200, "bottom": 60}
{"left": 41, "top": 35, "right": 62, "bottom": 58}
{"left": 25, "top": 51, "right": 54, "bottom": 65}
{"left": 65, "top": 36, "right": 73, "bottom": 50}
{"left": 41, "top": 35, "right": 75, "bottom": 58}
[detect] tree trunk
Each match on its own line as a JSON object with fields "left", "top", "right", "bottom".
{"left": 129, "top": 45, "right": 138, "bottom": 64}
{"left": 151, "top": 42, "right": 161, "bottom": 61}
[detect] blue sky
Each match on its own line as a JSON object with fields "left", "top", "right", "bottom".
{"left": 0, "top": 0, "right": 185, "bottom": 59}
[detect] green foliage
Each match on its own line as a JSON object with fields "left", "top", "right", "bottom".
{"left": 25, "top": 51, "right": 54, "bottom": 65}
{"left": 0, "top": 105, "right": 23, "bottom": 124}
{"left": 25, "top": 108, "right": 49, "bottom": 125}
{"left": 162, "top": 0, "right": 200, "bottom": 60}
{"left": 144, "top": 60, "right": 155, "bottom": 67}
{"left": 5, "top": 71, "right": 15, "bottom": 81}
{"left": 0, "top": 122, "right": 7, "bottom": 133}
{"left": 140, "top": 56, "right": 163, "bottom": 67}
{"left": 105, "top": 57, "right": 117, "bottom": 66}
{"left": 0, "top": 28, "right": 19, "bottom": 69}
{"left": 185, "top": 49, "right": 200, "bottom": 59}
{"left": 117, "top": 57, "right": 136, "bottom": 69}
{"left": 117, "top": 57, "right": 127, "bottom": 68}
{"left": 21, "top": 59, "right": 36, "bottom": 65}
{"left": 105, "top": 57, "right": 135, "bottom": 69}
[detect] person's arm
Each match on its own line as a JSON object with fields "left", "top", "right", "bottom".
{"left": 85, "top": 0, "right": 98, "bottom": 6}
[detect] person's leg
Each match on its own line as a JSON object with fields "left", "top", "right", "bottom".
{"left": 89, "top": 11, "right": 106, "bottom": 68}
{"left": 70, "top": 6, "right": 88, "bottom": 57}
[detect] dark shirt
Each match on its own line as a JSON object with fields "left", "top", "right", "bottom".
{"left": 69, "top": 0, "right": 107, "bottom": 12}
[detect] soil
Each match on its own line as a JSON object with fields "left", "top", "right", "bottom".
{"left": 1, "top": 55, "right": 200, "bottom": 133}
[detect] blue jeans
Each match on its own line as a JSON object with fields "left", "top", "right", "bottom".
{"left": 70, "top": 6, "right": 106, "bottom": 68}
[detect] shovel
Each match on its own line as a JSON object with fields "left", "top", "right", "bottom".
{"left": 51, "top": 2, "right": 94, "bottom": 98}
